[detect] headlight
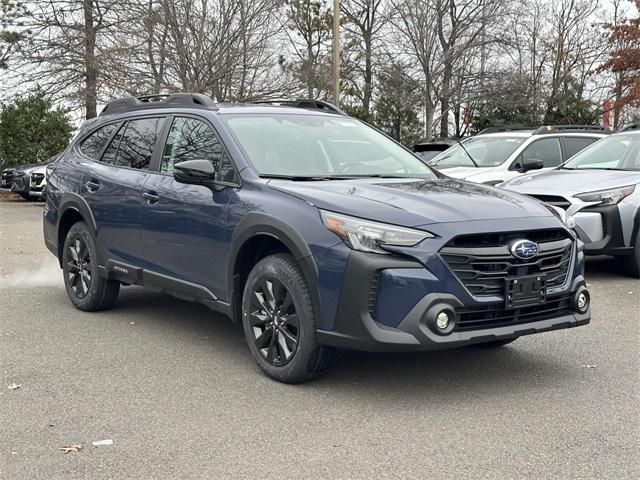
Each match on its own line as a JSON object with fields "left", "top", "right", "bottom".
{"left": 575, "top": 185, "right": 635, "bottom": 205}
{"left": 545, "top": 204, "right": 576, "bottom": 229}
{"left": 320, "top": 210, "right": 434, "bottom": 254}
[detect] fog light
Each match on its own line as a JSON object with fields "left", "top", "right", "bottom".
{"left": 574, "top": 289, "right": 590, "bottom": 314}
{"left": 577, "top": 293, "right": 587, "bottom": 309}
{"left": 436, "top": 311, "right": 450, "bottom": 330}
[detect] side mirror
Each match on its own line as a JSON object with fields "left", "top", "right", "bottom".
{"left": 521, "top": 157, "right": 544, "bottom": 172}
{"left": 173, "top": 159, "right": 215, "bottom": 187}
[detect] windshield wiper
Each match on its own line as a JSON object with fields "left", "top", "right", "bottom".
{"left": 452, "top": 138, "right": 480, "bottom": 168}
{"left": 259, "top": 174, "right": 348, "bottom": 181}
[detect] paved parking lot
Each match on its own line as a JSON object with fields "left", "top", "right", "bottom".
{"left": 1, "top": 196, "right": 638, "bottom": 479}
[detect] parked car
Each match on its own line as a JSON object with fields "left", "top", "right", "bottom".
{"left": 1, "top": 163, "right": 40, "bottom": 192}
{"left": 413, "top": 137, "right": 456, "bottom": 164}
{"left": 11, "top": 164, "right": 47, "bottom": 200}
{"left": 44, "top": 93, "right": 591, "bottom": 383}
{"left": 501, "top": 129, "right": 640, "bottom": 277}
{"left": 430, "top": 125, "right": 612, "bottom": 185}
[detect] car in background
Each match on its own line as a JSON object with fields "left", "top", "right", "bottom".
{"left": 413, "top": 137, "right": 456, "bottom": 164}
{"left": 430, "top": 125, "right": 612, "bottom": 185}
{"left": 4, "top": 155, "right": 59, "bottom": 201}
{"left": 1, "top": 163, "right": 40, "bottom": 191}
{"left": 501, "top": 129, "right": 640, "bottom": 277}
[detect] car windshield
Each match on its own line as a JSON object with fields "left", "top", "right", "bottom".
{"left": 430, "top": 136, "right": 527, "bottom": 168}
{"left": 222, "top": 113, "right": 435, "bottom": 178}
{"left": 561, "top": 133, "right": 640, "bottom": 170}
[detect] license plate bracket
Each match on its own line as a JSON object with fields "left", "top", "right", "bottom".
{"left": 505, "top": 274, "right": 547, "bottom": 309}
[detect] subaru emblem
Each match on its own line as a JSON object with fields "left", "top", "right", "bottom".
{"left": 511, "top": 239, "right": 539, "bottom": 260}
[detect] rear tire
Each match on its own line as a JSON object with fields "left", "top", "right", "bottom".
{"left": 241, "top": 253, "right": 333, "bottom": 383}
{"left": 19, "top": 192, "right": 33, "bottom": 201}
{"left": 62, "top": 221, "right": 120, "bottom": 311}
{"left": 475, "top": 337, "right": 518, "bottom": 348}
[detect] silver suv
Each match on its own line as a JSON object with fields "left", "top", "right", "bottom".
{"left": 501, "top": 129, "right": 640, "bottom": 277}
{"left": 430, "top": 126, "right": 611, "bottom": 185}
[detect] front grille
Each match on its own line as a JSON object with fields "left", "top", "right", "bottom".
{"left": 440, "top": 230, "right": 573, "bottom": 297}
{"left": 454, "top": 294, "right": 574, "bottom": 332}
{"left": 527, "top": 194, "right": 571, "bottom": 209}
{"left": 30, "top": 173, "right": 45, "bottom": 186}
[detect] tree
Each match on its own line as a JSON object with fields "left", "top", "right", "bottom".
{"left": 341, "top": 0, "right": 387, "bottom": 117}
{"left": 0, "top": 93, "right": 72, "bottom": 169}
{"left": 0, "top": 1, "right": 27, "bottom": 68}
{"left": 282, "top": 0, "right": 333, "bottom": 99}
{"left": 470, "top": 74, "right": 539, "bottom": 133}
{"left": 602, "top": 0, "right": 640, "bottom": 122}
{"left": 373, "top": 60, "right": 423, "bottom": 147}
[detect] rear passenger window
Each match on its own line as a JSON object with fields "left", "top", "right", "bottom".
{"left": 101, "top": 118, "right": 162, "bottom": 170}
{"left": 79, "top": 123, "right": 119, "bottom": 160}
{"left": 563, "top": 137, "right": 595, "bottom": 159}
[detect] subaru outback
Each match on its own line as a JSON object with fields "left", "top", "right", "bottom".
{"left": 43, "top": 94, "right": 591, "bottom": 383}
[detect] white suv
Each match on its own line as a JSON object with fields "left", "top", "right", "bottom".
{"left": 430, "top": 126, "right": 612, "bottom": 184}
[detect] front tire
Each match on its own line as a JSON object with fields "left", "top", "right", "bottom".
{"left": 62, "top": 221, "right": 120, "bottom": 311}
{"left": 624, "top": 236, "right": 640, "bottom": 278}
{"left": 242, "top": 253, "right": 333, "bottom": 383}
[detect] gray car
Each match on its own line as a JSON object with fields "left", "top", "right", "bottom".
{"left": 501, "top": 129, "right": 640, "bottom": 277}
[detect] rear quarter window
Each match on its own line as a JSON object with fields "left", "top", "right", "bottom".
{"left": 79, "top": 123, "right": 119, "bottom": 160}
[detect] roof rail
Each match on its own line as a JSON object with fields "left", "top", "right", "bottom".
{"left": 99, "top": 93, "right": 218, "bottom": 117}
{"left": 477, "top": 126, "right": 534, "bottom": 135}
{"left": 618, "top": 123, "right": 640, "bottom": 132}
{"left": 251, "top": 98, "right": 347, "bottom": 116}
{"left": 533, "top": 125, "right": 616, "bottom": 135}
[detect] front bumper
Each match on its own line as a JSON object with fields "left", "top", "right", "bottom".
{"left": 574, "top": 204, "right": 635, "bottom": 256}
{"left": 316, "top": 250, "right": 590, "bottom": 352}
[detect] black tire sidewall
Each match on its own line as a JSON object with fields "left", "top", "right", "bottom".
{"left": 241, "top": 254, "right": 319, "bottom": 383}
{"left": 62, "top": 222, "right": 103, "bottom": 310}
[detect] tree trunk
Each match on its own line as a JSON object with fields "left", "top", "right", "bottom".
{"left": 613, "top": 72, "right": 623, "bottom": 128}
{"left": 362, "top": 34, "right": 372, "bottom": 115}
{"left": 83, "top": 0, "right": 97, "bottom": 119}
{"left": 425, "top": 99, "right": 434, "bottom": 141}
{"left": 440, "top": 60, "right": 452, "bottom": 137}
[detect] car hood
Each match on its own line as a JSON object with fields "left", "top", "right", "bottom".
{"left": 269, "top": 178, "right": 553, "bottom": 227}
{"left": 502, "top": 168, "right": 640, "bottom": 196}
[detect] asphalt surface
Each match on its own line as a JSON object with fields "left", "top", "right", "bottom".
{"left": 0, "top": 196, "right": 638, "bottom": 479}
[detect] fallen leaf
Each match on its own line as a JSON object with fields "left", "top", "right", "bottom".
{"left": 60, "top": 444, "right": 83, "bottom": 454}
{"left": 7, "top": 383, "right": 21, "bottom": 390}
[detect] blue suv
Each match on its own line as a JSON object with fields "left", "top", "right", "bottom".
{"left": 44, "top": 94, "right": 591, "bottom": 382}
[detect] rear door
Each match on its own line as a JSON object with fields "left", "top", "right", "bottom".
{"left": 139, "top": 115, "right": 240, "bottom": 299}
{"left": 82, "top": 116, "right": 165, "bottom": 267}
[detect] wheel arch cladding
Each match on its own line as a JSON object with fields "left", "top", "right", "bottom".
{"left": 56, "top": 193, "right": 98, "bottom": 265}
{"left": 228, "top": 213, "right": 322, "bottom": 325}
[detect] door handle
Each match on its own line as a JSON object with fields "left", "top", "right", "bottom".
{"left": 143, "top": 191, "right": 160, "bottom": 204}
{"left": 85, "top": 179, "right": 101, "bottom": 192}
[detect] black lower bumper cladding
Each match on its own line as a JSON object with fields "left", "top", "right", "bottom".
{"left": 316, "top": 252, "right": 590, "bottom": 352}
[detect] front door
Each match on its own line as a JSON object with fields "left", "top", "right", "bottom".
{"left": 140, "top": 116, "right": 239, "bottom": 300}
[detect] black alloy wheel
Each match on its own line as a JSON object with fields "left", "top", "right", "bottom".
{"left": 249, "top": 277, "right": 299, "bottom": 366}
{"left": 66, "top": 236, "right": 92, "bottom": 298}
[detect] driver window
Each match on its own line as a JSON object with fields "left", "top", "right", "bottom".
{"left": 161, "top": 117, "right": 237, "bottom": 182}
{"left": 521, "top": 138, "right": 562, "bottom": 167}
